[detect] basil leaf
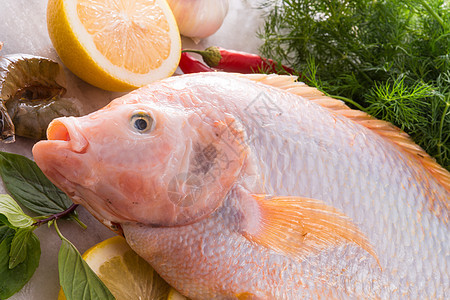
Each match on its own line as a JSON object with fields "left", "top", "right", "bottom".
{"left": 0, "top": 151, "right": 72, "bottom": 215}
{"left": 0, "top": 220, "right": 15, "bottom": 243}
{"left": 0, "top": 194, "right": 34, "bottom": 228}
{"left": 9, "top": 227, "right": 35, "bottom": 269}
{"left": 58, "top": 238, "right": 115, "bottom": 300}
{"left": 0, "top": 213, "right": 11, "bottom": 228}
{"left": 0, "top": 233, "right": 40, "bottom": 299}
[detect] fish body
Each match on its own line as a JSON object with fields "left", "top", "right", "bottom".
{"left": 32, "top": 73, "right": 449, "bottom": 299}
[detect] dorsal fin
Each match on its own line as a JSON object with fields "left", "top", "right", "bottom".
{"left": 239, "top": 73, "right": 450, "bottom": 196}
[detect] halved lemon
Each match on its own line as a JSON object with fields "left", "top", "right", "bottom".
{"left": 57, "top": 235, "right": 187, "bottom": 300}
{"left": 47, "top": 0, "right": 181, "bottom": 92}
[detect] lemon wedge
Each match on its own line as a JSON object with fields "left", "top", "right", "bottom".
{"left": 47, "top": 0, "right": 181, "bottom": 92}
{"left": 58, "top": 235, "right": 186, "bottom": 300}
{"left": 167, "top": 288, "right": 188, "bottom": 300}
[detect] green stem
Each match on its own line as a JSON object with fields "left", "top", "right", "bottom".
{"left": 53, "top": 220, "right": 69, "bottom": 242}
{"left": 437, "top": 99, "right": 450, "bottom": 161}
{"left": 329, "top": 94, "right": 367, "bottom": 112}
{"left": 70, "top": 213, "right": 87, "bottom": 230}
{"left": 265, "top": 36, "right": 374, "bottom": 84}
{"left": 32, "top": 204, "right": 79, "bottom": 227}
{"left": 418, "top": 0, "right": 445, "bottom": 28}
{"left": 182, "top": 47, "right": 222, "bottom": 68}
{"left": 182, "top": 49, "right": 204, "bottom": 55}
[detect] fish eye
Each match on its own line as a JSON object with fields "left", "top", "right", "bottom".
{"left": 130, "top": 112, "right": 154, "bottom": 133}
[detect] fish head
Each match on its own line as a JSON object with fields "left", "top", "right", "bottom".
{"left": 32, "top": 89, "right": 247, "bottom": 228}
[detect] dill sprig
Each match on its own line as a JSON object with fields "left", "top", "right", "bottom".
{"left": 259, "top": 0, "right": 450, "bottom": 170}
{"left": 365, "top": 77, "right": 432, "bottom": 131}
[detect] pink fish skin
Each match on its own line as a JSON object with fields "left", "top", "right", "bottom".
{"left": 33, "top": 73, "right": 449, "bottom": 299}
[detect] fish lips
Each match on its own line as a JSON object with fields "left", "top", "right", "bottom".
{"left": 33, "top": 117, "right": 90, "bottom": 194}
{"left": 45, "top": 117, "right": 89, "bottom": 153}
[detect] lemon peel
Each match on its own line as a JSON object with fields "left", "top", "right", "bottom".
{"left": 47, "top": 0, "right": 181, "bottom": 92}
{"left": 58, "top": 236, "right": 186, "bottom": 300}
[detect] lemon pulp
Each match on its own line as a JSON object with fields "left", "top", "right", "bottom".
{"left": 47, "top": 0, "right": 181, "bottom": 91}
{"left": 57, "top": 236, "right": 186, "bottom": 300}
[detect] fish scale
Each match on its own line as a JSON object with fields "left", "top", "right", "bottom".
{"left": 146, "top": 75, "right": 447, "bottom": 297}
{"left": 123, "top": 193, "right": 381, "bottom": 299}
{"left": 192, "top": 74, "right": 448, "bottom": 297}
{"left": 32, "top": 73, "right": 449, "bottom": 299}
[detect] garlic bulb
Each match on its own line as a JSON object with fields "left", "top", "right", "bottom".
{"left": 167, "top": 0, "right": 229, "bottom": 41}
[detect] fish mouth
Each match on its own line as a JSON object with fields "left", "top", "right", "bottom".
{"left": 33, "top": 117, "right": 125, "bottom": 232}
{"left": 32, "top": 116, "right": 90, "bottom": 207}
{"left": 33, "top": 136, "right": 124, "bottom": 232}
{"left": 46, "top": 117, "right": 88, "bottom": 153}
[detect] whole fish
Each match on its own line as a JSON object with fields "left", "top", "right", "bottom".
{"left": 32, "top": 73, "right": 449, "bottom": 299}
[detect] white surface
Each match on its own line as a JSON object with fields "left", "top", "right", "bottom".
{"left": 0, "top": 0, "right": 265, "bottom": 299}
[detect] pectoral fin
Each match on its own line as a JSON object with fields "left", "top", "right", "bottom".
{"left": 241, "top": 194, "right": 379, "bottom": 265}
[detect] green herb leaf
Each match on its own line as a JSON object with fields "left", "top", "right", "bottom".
{"left": 58, "top": 238, "right": 115, "bottom": 300}
{"left": 0, "top": 233, "right": 40, "bottom": 299}
{"left": 259, "top": 0, "right": 450, "bottom": 170}
{"left": 365, "top": 76, "right": 432, "bottom": 131}
{"left": 9, "top": 227, "right": 35, "bottom": 269}
{"left": 0, "top": 194, "right": 34, "bottom": 228}
{"left": 0, "top": 151, "right": 72, "bottom": 215}
{"left": 0, "top": 219, "right": 15, "bottom": 243}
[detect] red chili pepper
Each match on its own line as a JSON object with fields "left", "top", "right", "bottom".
{"left": 183, "top": 46, "right": 297, "bottom": 75}
{"left": 178, "top": 52, "right": 214, "bottom": 74}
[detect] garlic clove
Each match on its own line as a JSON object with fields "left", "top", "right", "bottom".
{"left": 167, "top": 0, "right": 229, "bottom": 40}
